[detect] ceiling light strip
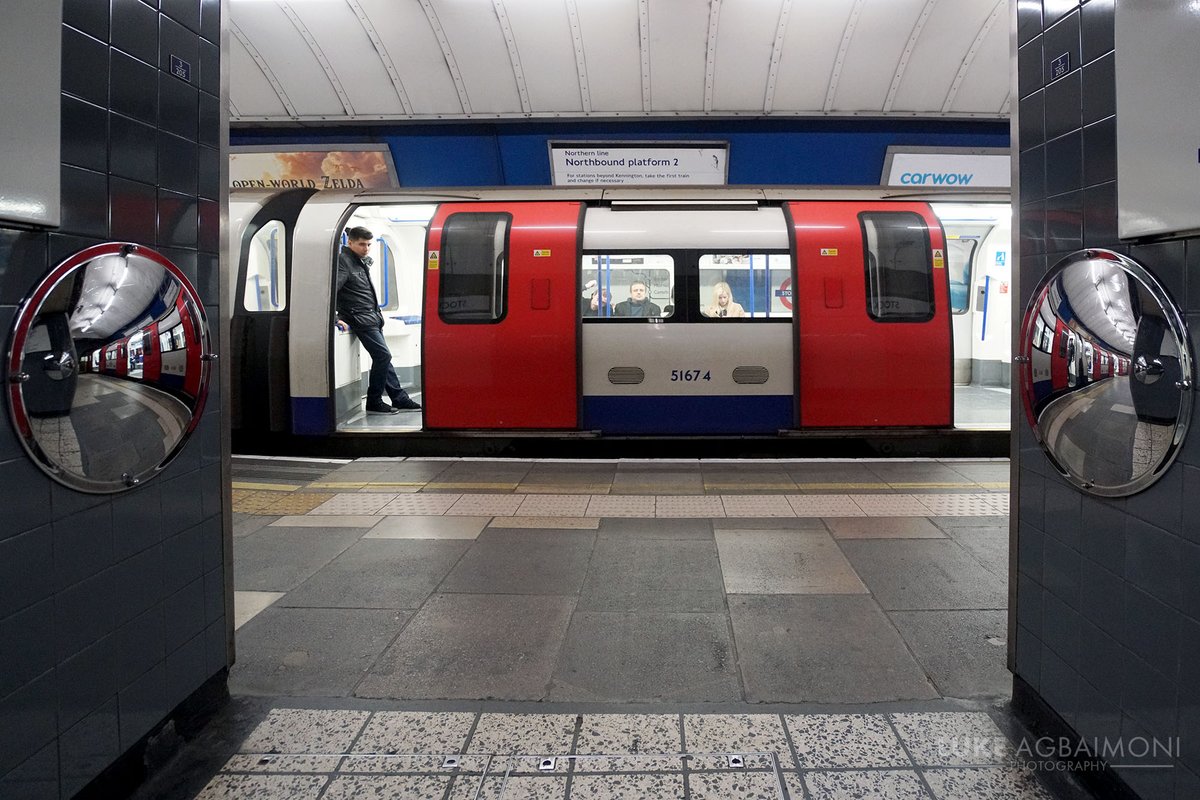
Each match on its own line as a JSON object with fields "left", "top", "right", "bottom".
{"left": 703, "top": 0, "right": 722, "bottom": 112}
{"left": 763, "top": 0, "right": 792, "bottom": 114}
{"left": 492, "top": 0, "right": 531, "bottom": 114}
{"left": 823, "top": 0, "right": 866, "bottom": 112}
{"left": 230, "top": 21, "right": 298, "bottom": 118}
{"left": 943, "top": 0, "right": 1005, "bottom": 112}
{"left": 345, "top": 0, "right": 413, "bottom": 115}
{"left": 884, "top": 0, "right": 938, "bottom": 113}
{"left": 277, "top": 0, "right": 356, "bottom": 116}
{"left": 564, "top": 0, "right": 591, "bottom": 112}
{"left": 419, "top": 0, "right": 472, "bottom": 114}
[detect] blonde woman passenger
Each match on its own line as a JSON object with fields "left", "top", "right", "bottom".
{"left": 705, "top": 281, "right": 746, "bottom": 318}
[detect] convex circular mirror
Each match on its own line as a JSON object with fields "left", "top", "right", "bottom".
{"left": 1019, "top": 248, "right": 1193, "bottom": 496}
{"left": 5, "top": 243, "right": 212, "bottom": 493}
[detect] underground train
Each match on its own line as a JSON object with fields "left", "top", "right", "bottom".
{"left": 230, "top": 187, "right": 1011, "bottom": 443}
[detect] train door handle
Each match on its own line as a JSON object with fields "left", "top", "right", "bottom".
{"left": 1133, "top": 355, "right": 1164, "bottom": 384}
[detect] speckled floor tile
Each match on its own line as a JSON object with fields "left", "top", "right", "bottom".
{"left": 466, "top": 714, "right": 577, "bottom": 757}
{"left": 785, "top": 714, "right": 909, "bottom": 768}
{"left": 514, "top": 494, "right": 592, "bottom": 516}
{"left": 585, "top": 495, "right": 655, "bottom": 517}
{"left": 851, "top": 495, "right": 930, "bottom": 516}
{"left": 445, "top": 494, "right": 526, "bottom": 516}
{"left": 218, "top": 754, "right": 341, "bottom": 773}
{"left": 890, "top": 713, "right": 1014, "bottom": 766}
{"left": 570, "top": 772, "right": 685, "bottom": 799}
{"left": 799, "top": 769, "right": 934, "bottom": 800}
{"left": 351, "top": 711, "right": 476, "bottom": 755}
{"left": 655, "top": 495, "right": 726, "bottom": 518}
{"left": 683, "top": 715, "right": 793, "bottom": 769}
{"left": 233, "top": 591, "right": 284, "bottom": 630}
{"left": 336, "top": 755, "right": 489, "bottom": 774}
{"left": 572, "top": 714, "right": 682, "bottom": 772}
{"left": 194, "top": 773, "right": 326, "bottom": 799}
{"left": 269, "top": 515, "right": 381, "bottom": 527}
{"left": 488, "top": 516, "right": 601, "bottom": 529}
{"left": 719, "top": 495, "right": 796, "bottom": 517}
{"left": 376, "top": 494, "right": 461, "bottom": 515}
{"left": 687, "top": 771, "right": 783, "bottom": 799}
{"left": 447, "top": 775, "right": 567, "bottom": 799}
{"left": 240, "top": 709, "right": 370, "bottom": 754}
{"left": 921, "top": 767, "right": 1053, "bottom": 799}
{"left": 308, "top": 493, "right": 396, "bottom": 516}
{"left": 320, "top": 774, "right": 449, "bottom": 799}
{"left": 364, "top": 516, "right": 488, "bottom": 539}
{"left": 786, "top": 495, "right": 866, "bottom": 517}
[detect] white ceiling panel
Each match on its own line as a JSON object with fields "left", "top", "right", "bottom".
{"left": 710, "top": 0, "right": 784, "bottom": 112}
{"left": 829, "top": 0, "right": 929, "bottom": 112}
{"left": 233, "top": 3, "right": 347, "bottom": 117}
{"left": 357, "top": 0, "right": 465, "bottom": 116}
{"left": 430, "top": 0, "right": 524, "bottom": 114}
{"left": 575, "top": 0, "right": 644, "bottom": 113}
{"left": 502, "top": 0, "right": 584, "bottom": 113}
{"left": 648, "top": 0, "right": 710, "bottom": 111}
{"left": 889, "top": 0, "right": 1000, "bottom": 112}
{"left": 228, "top": 0, "right": 1011, "bottom": 123}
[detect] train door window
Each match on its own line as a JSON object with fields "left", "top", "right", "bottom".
{"left": 374, "top": 237, "right": 399, "bottom": 312}
{"left": 580, "top": 254, "right": 674, "bottom": 319}
{"left": 945, "top": 237, "right": 978, "bottom": 314}
{"left": 860, "top": 212, "right": 934, "bottom": 322}
{"left": 243, "top": 220, "right": 287, "bottom": 312}
{"left": 439, "top": 212, "right": 510, "bottom": 323}
{"left": 698, "top": 253, "right": 792, "bottom": 318}
{"left": 128, "top": 332, "right": 145, "bottom": 378}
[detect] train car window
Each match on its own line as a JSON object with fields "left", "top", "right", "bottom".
{"left": 580, "top": 254, "right": 674, "bottom": 319}
{"left": 375, "top": 237, "right": 400, "bottom": 313}
{"left": 243, "top": 220, "right": 288, "bottom": 312}
{"left": 698, "top": 253, "right": 792, "bottom": 318}
{"left": 440, "top": 212, "right": 510, "bottom": 323}
{"left": 945, "top": 237, "right": 978, "bottom": 314}
{"left": 860, "top": 212, "right": 935, "bottom": 322}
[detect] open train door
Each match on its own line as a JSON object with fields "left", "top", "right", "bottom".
{"left": 787, "top": 201, "right": 952, "bottom": 427}
{"left": 423, "top": 202, "right": 583, "bottom": 429}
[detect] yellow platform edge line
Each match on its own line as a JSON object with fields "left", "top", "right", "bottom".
{"left": 231, "top": 481, "right": 300, "bottom": 492}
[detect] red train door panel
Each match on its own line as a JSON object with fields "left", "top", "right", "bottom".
{"left": 788, "top": 202, "right": 952, "bottom": 427}
{"left": 424, "top": 202, "right": 581, "bottom": 429}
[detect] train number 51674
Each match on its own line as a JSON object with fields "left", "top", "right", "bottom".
{"left": 670, "top": 369, "right": 712, "bottom": 382}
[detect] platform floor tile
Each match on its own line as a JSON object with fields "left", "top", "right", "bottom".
{"left": 584, "top": 495, "right": 655, "bottom": 517}
{"left": 365, "top": 515, "right": 489, "bottom": 539}
{"left": 515, "top": 494, "right": 591, "bottom": 517}
{"left": 795, "top": 770, "right": 933, "bottom": 800}
{"left": 308, "top": 493, "right": 395, "bottom": 515}
{"left": 785, "top": 494, "right": 865, "bottom": 516}
{"left": 719, "top": 494, "right": 795, "bottom": 517}
{"left": 785, "top": 714, "right": 909, "bottom": 768}
{"left": 446, "top": 493, "right": 526, "bottom": 516}
{"left": 376, "top": 493, "right": 461, "bottom": 515}
{"left": 655, "top": 495, "right": 726, "bottom": 518}
{"left": 851, "top": 493, "right": 934, "bottom": 516}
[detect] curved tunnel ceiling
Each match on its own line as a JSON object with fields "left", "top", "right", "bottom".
{"left": 228, "top": 0, "right": 1011, "bottom": 125}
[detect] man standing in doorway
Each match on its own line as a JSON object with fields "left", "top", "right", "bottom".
{"left": 335, "top": 226, "right": 421, "bottom": 414}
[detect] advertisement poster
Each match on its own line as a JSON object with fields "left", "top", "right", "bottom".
{"left": 230, "top": 146, "right": 398, "bottom": 191}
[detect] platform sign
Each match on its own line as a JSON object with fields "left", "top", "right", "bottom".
{"left": 549, "top": 141, "right": 728, "bottom": 186}
{"left": 881, "top": 147, "right": 1010, "bottom": 189}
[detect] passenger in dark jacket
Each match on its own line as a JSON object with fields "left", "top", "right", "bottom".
{"left": 335, "top": 226, "right": 420, "bottom": 414}
{"left": 613, "top": 280, "right": 662, "bottom": 317}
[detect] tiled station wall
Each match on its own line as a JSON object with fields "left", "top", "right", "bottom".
{"left": 1015, "top": 1, "right": 1200, "bottom": 798}
{"left": 0, "top": 0, "right": 225, "bottom": 797}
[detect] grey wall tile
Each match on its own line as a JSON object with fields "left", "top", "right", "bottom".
{"left": 1125, "top": 519, "right": 1182, "bottom": 608}
{"left": 0, "top": 671, "right": 58, "bottom": 775}
{"left": 1078, "top": 620, "right": 1125, "bottom": 699}
{"left": 1075, "top": 678, "right": 1123, "bottom": 745}
{"left": 55, "top": 568, "right": 117, "bottom": 661}
{"left": 116, "top": 605, "right": 165, "bottom": 680}
{"left": 1018, "top": 573, "right": 1044, "bottom": 636}
{"left": 0, "top": 740, "right": 59, "bottom": 800}
{"left": 62, "top": 27, "right": 108, "bottom": 107}
{"left": 0, "top": 599, "right": 56, "bottom": 699}
{"left": 1082, "top": 117, "right": 1115, "bottom": 188}
{"left": 160, "top": 71, "right": 198, "bottom": 142}
{"left": 1016, "top": 623, "right": 1042, "bottom": 689}
{"left": 1043, "top": 0, "right": 1080, "bottom": 29}
{"left": 1079, "top": 495, "right": 1124, "bottom": 573}
{"left": 1042, "top": 535, "right": 1081, "bottom": 608}
{"left": 1043, "top": 479, "right": 1081, "bottom": 550}
{"left": 163, "top": 0, "right": 201, "bottom": 33}
{"left": 1178, "top": 541, "right": 1200, "bottom": 622}
{"left": 60, "top": 165, "right": 109, "bottom": 239}
{"left": 0, "top": 231, "right": 49, "bottom": 307}
{"left": 0, "top": 525, "right": 53, "bottom": 618}
{"left": 62, "top": 95, "right": 108, "bottom": 172}
{"left": 1018, "top": 523, "right": 1045, "bottom": 583}
{"left": 1117, "top": 586, "right": 1180, "bottom": 679}
{"left": 1120, "top": 653, "right": 1179, "bottom": 743}
{"left": 1042, "top": 10, "right": 1080, "bottom": 85}
{"left": 1129, "top": 240, "right": 1187, "bottom": 318}
{"left": 113, "top": 545, "right": 164, "bottom": 626}
{"left": 1119, "top": 714, "right": 1176, "bottom": 798}
{"left": 110, "top": 113, "right": 158, "bottom": 185}
{"left": 1042, "top": 588, "right": 1081, "bottom": 664}
{"left": 111, "top": 480, "right": 164, "bottom": 559}
{"left": 1040, "top": 644, "right": 1080, "bottom": 725}
{"left": 200, "top": 0, "right": 219, "bottom": 42}
{"left": 112, "top": 0, "right": 159, "bottom": 66}
{"left": 0, "top": 458, "right": 54, "bottom": 538}
{"left": 52, "top": 503, "right": 113, "bottom": 591}
{"left": 159, "top": 14, "right": 199, "bottom": 76}
{"left": 64, "top": 0, "right": 109, "bottom": 41}
{"left": 118, "top": 663, "right": 167, "bottom": 749}
{"left": 110, "top": 176, "right": 158, "bottom": 244}
{"left": 57, "top": 634, "right": 118, "bottom": 733}
{"left": 203, "top": 567, "right": 224, "bottom": 625}
{"left": 163, "top": 524, "right": 204, "bottom": 595}
{"left": 1017, "top": 1, "right": 1042, "bottom": 45}
{"left": 1081, "top": 51, "right": 1114, "bottom": 125}
{"left": 58, "top": 698, "right": 119, "bottom": 799}
{"left": 1019, "top": 468, "right": 1046, "bottom": 531}
{"left": 1079, "top": 556, "right": 1125, "bottom": 640}
{"left": 1043, "top": 69, "right": 1081, "bottom": 141}
{"left": 1045, "top": 130, "right": 1083, "bottom": 200}
{"left": 198, "top": 38, "right": 218, "bottom": 96}
{"left": 163, "top": 577, "right": 206, "bottom": 653}
{"left": 1018, "top": 37, "right": 1044, "bottom": 99}
{"left": 110, "top": 50, "right": 158, "bottom": 125}
{"left": 164, "top": 632, "right": 208, "bottom": 709}
{"left": 1080, "top": 0, "right": 1114, "bottom": 62}
{"left": 205, "top": 618, "right": 228, "bottom": 675}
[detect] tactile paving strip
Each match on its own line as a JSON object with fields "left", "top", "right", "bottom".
{"left": 232, "top": 490, "right": 335, "bottom": 515}
{"left": 446, "top": 494, "right": 526, "bottom": 516}
{"left": 655, "top": 495, "right": 728, "bottom": 518}
{"left": 376, "top": 494, "right": 462, "bottom": 515}
{"left": 585, "top": 495, "right": 656, "bottom": 518}
{"left": 308, "top": 493, "right": 397, "bottom": 516}
{"left": 915, "top": 493, "right": 1009, "bottom": 517}
{"left": 719, "top": 495, "right": 796, "bottom": 517}
{"left": 785, "top": 495, "right": 866, "bottom": 517}
{"left": 514, "top": 494, "right": 592, "bottom": 517}
{"left": 849, "top": 494, "right": 931, "bottom": 517}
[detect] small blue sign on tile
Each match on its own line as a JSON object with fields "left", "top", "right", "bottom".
{"left": 1050, "top": 52, "right": 1070, "bottom": 81}
{"left": 170, "top": 55, "right": 192, "bottom": 83}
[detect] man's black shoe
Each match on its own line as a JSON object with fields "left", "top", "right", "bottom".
{"left": 392, "top": 397, "right": 422, "bottom": 410}
{"left": 365, "top": 401, "right": 400, "bottom": 415}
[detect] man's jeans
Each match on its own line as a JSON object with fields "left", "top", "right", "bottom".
{"left": 353, "top": 324, "right": 405, "bottom": 404}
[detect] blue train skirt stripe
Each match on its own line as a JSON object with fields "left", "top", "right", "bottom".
{"left": 582, "top": 395, "right": 794, "bottom": 435}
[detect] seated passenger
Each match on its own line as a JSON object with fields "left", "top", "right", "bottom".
{"left": 581, "top": 280, "right": 614, "bottom": 316}
{"left": 704, "top": 281, "right": 746, "bottom": 318}
{"left": 613, "top": 280, "right": 662, "bottom": 317}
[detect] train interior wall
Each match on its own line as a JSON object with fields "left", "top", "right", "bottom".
{"left": 1016, "top": 1, "right": 1200, "bottom": 798}
{"left": 0, "top": 0, "right": 227, "bottom": 797}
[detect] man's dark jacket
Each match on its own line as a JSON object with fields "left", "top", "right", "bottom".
{"left": 335, "top": 246, "right": 384, "bottom": 329}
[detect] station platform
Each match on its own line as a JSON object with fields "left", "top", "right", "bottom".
{"left": 134, "top": 456, "right": 1083, "bottom": 799}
